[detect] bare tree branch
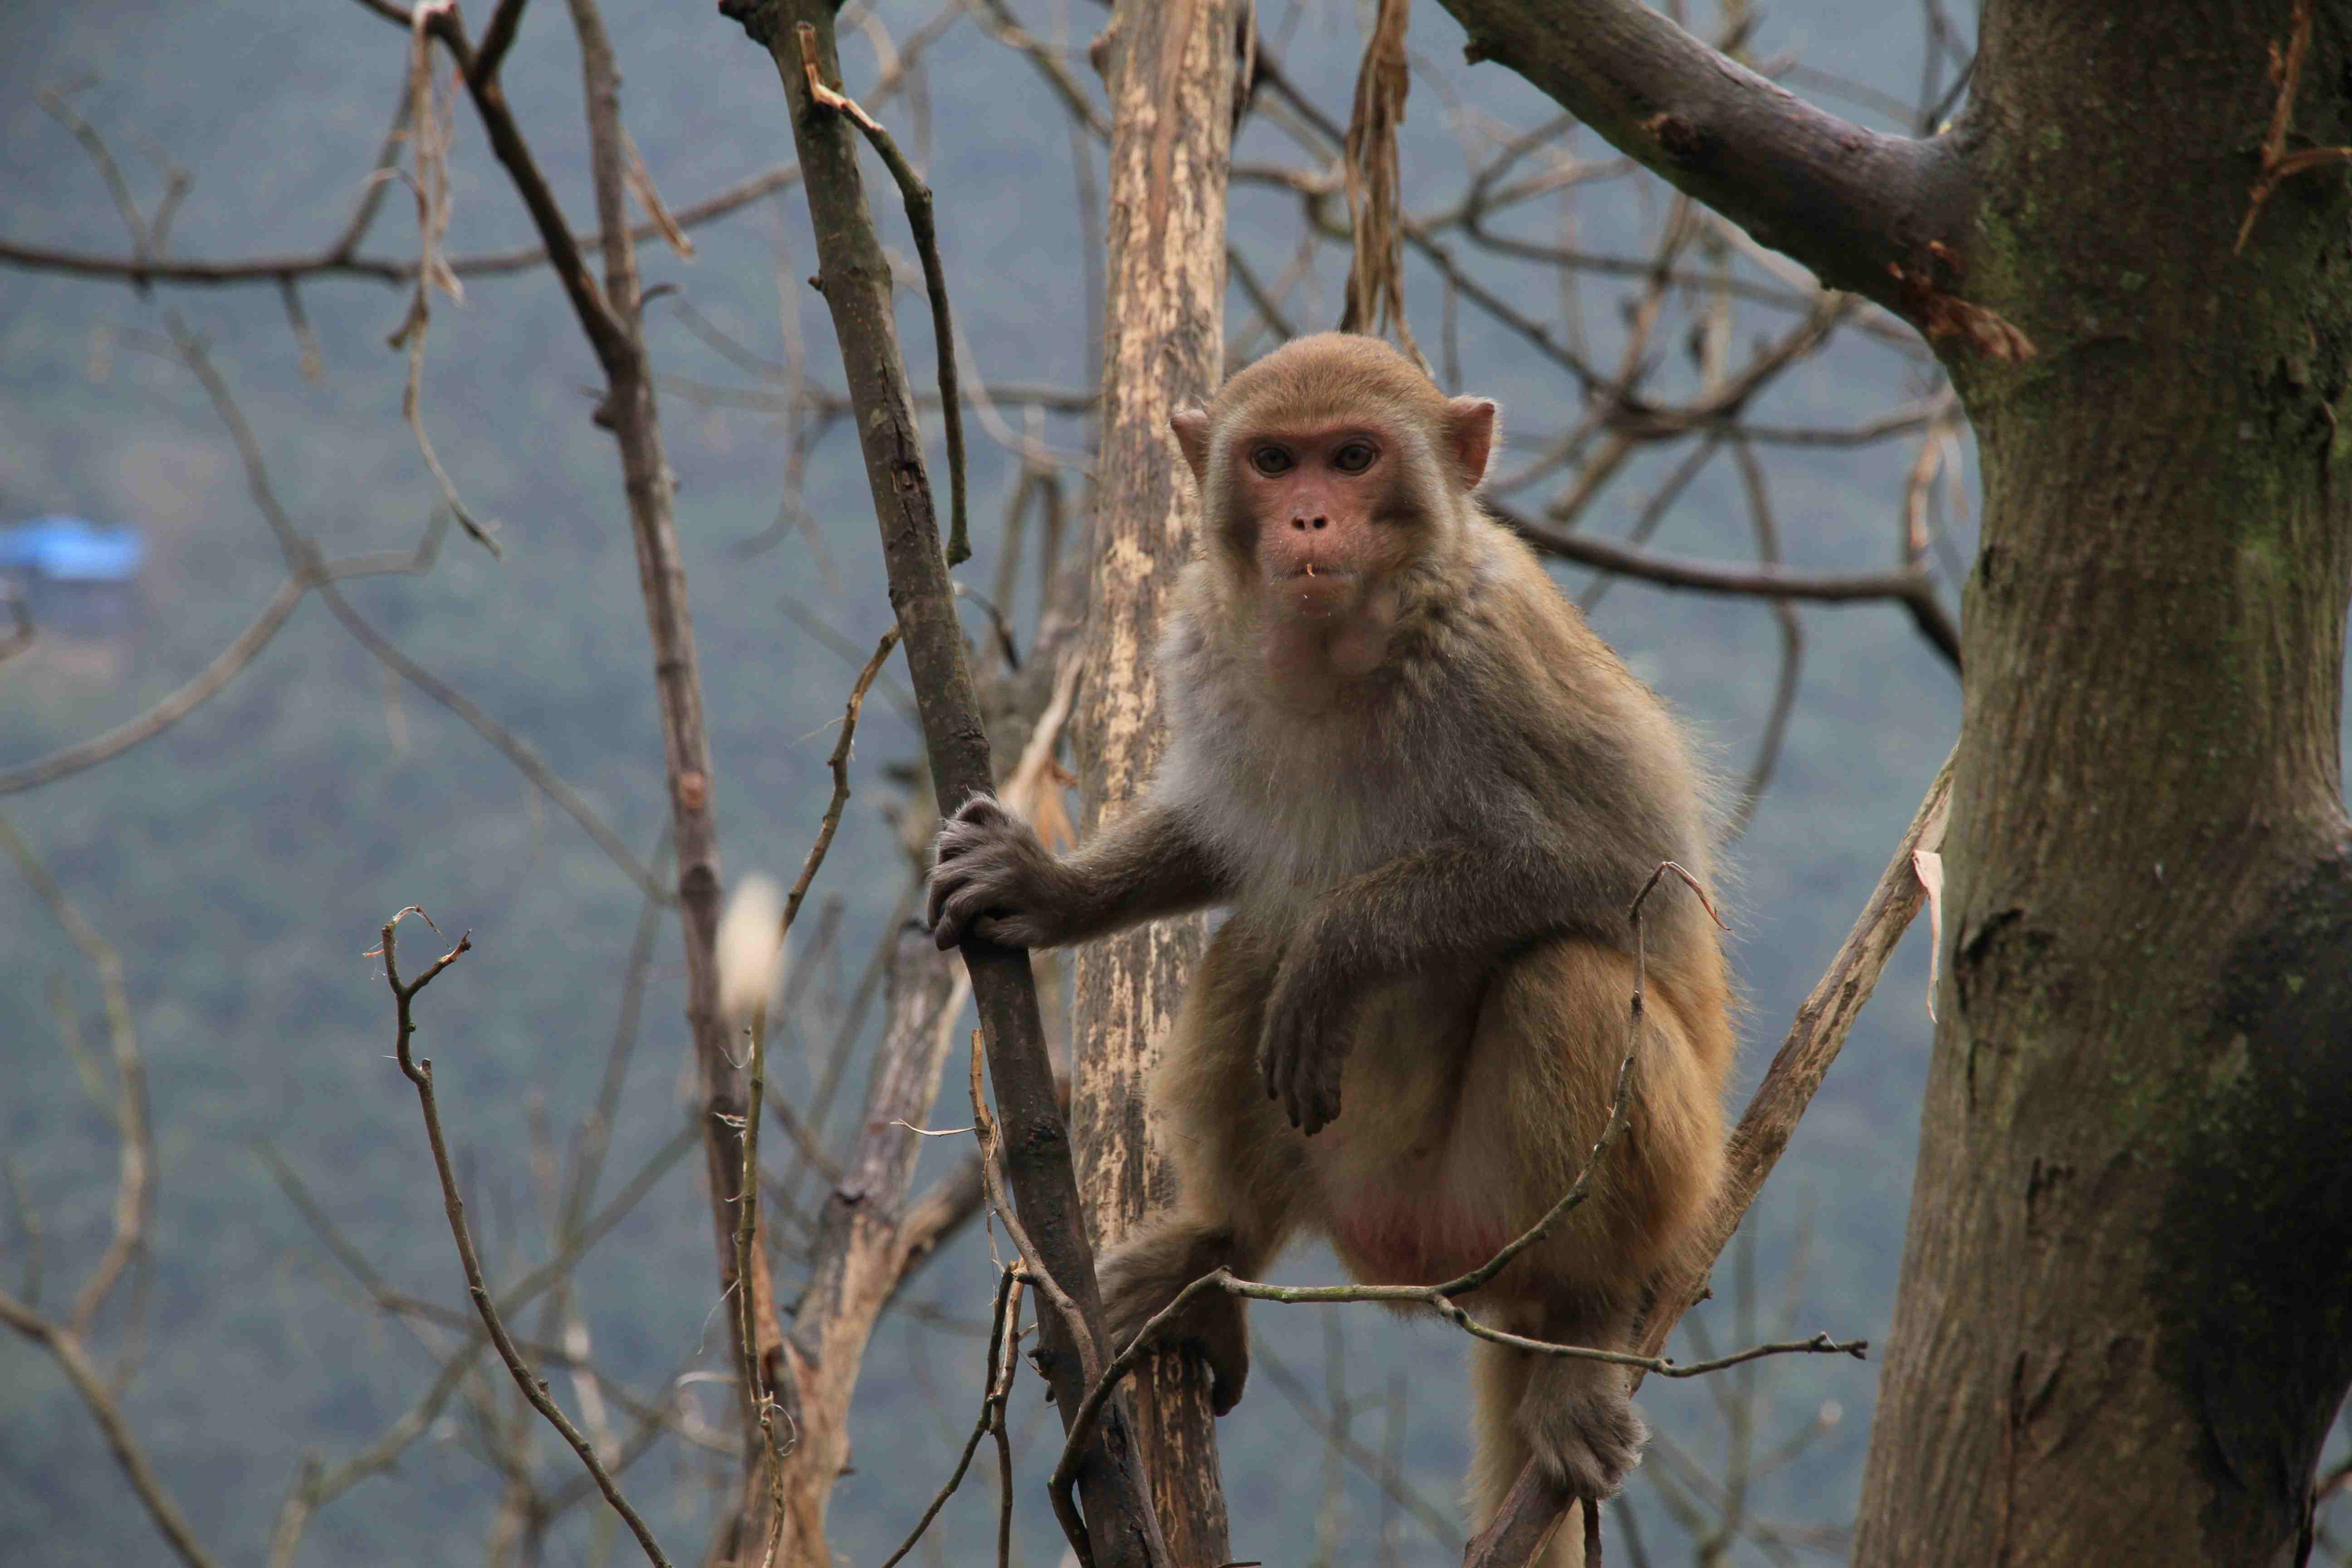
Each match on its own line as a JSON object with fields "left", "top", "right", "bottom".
{"left": 96, "top": 320, "right": 667, "bottom": 900}
{"left": 1636, "top": 757, "right": 1953, "bottom": 1362}
{"left": 1431, "top": 0, "right": 1969, "bottom": 319}
{"left": 0, "top": 1288, "right": 219, "bottom": 1568}
{"left": 0, "top": 820, "right": 199, "bottom": 1568}
{"left": 770, "top": 930, "right": 970, "bottom": 1562}
{"left": 788, "top": 27, "right": 973, "bottom": 566}
{"left": 375, "top": 909, "right": 674, "bottom": 1568}
{"left": 1489, "top": 499, "right": 1961, "bottom": 672}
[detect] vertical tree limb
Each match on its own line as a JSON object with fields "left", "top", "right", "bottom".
{"left": 375, "top": 911, "right": 674, "bottom": 1568}
{"left": 1070, "top": 2, "right": 1246, "bottom": 1562}
{"left": 403, "top": 1, "right": 788, "bottom": 1544}
{"left": 730, "top": 8, "right": 1171, "bottom": 1566}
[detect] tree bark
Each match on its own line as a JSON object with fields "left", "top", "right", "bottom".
{"left": 1071, "top": 4, "right": 1243, "bottom": 1564}
{"left": 1853, "top": 6, "right": 2352, "bottom": 1563}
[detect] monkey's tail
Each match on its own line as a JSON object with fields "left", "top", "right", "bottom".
{"left": 1466, "top": 1341, "right": 1587, "bottom": 1568}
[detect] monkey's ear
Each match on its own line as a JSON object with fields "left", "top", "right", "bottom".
{"left": 1170, "top": 407, "right": 1212, "bottom": 485}
{"left": 1445, "top": 397, "right": 1499, "bottom": 490}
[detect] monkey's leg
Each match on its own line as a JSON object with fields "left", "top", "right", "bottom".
{"left": 1455, "top": 937, "right": 1722, "bottom": 1509}
{"left": 1514, "top": 1291, "right": 1647, "bottom": 1501}
{"left": 1468, "top": 1338, "right": 1593, "bottom": 1568}
{"left": 1097, "top": 916, "right": 1304, "bottom": 1416}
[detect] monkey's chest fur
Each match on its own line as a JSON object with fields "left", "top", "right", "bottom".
{"left": 1161, "top": 639, "right": 1449, "bottom": 924}
{"left": 1168, "top": 687, "right": 1544, "bottom": 1289}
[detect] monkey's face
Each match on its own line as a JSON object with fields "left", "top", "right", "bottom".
{"left": 1221, "top": 420, "right": 1422, "bottom": 623}
{"left": 1167, "top": 334, "right": 1499, "bottom": 666}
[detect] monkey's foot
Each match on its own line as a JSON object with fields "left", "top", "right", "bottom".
{"left": 1519, "top": 1384, "right": 1647, "bottom": 1501}
{"left": 1099, "top": 1230, "right": 1250, "bottom": 1415}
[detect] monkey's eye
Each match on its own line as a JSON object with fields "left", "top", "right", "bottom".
{"left": 1332, "top": 441, "right": 1378, "bottom": 474}
{"left": 1250, "top": 446, "right": 1295, "bottom": 476}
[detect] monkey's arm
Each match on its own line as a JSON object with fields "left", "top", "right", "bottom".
{"left": 1261, "top": 834, "right": 1646, "bottom": 1132}
{"left": 927, "top": 793, "right": 1232, "bottom": 951}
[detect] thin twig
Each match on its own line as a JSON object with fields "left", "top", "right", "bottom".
{"left": 782, "top": 627, "right": 903, "bottom": 938}
{"left": 968, "top": 1034, "right": 1101, "bottom": 1565}
{"left": 1255, "top": 1341, "right": 1462, "bottom": 1552}
{"left": 376, "top": 909, "right": 674, "bottom": 1568}
{"left": 876, "top": 1266, "right": 1023, "bottom": 1568}
{"left": 0, "top": 537, "right": 422, "bottom": 795}
{"left": 733, "top": 994, "right": 787, "bottom": 1568}
{"left": 1490, "top": 499, "right": 1961, "bottom": 673}
{"left": 0, "top": 1288, "right": 220, "bottom": 1568}
{"left": 0, "top": 818, "right": 153, "bottom": 1349}
{"left": 1725, "top": 439, "right": 1801, "bottom": 838}
{"left": 116, "top": 317, "right": 666, "bottom": 899}
{"left": 2237, "top": 0, "right": 2352, "bottom": 252}
{"left": 274, "top": 1120, "right": 699, "bottom": 1519}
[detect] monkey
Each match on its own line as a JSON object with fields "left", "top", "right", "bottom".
{"left": 926, "top": 332, "right": 1733, "bottom": 1555}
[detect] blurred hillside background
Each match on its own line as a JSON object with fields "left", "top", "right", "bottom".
{"left": 3, "top": 1, "right": 2022, "bottom": 1563}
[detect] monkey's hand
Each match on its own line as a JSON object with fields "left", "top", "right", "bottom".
{"left": 926, "top": 795, "right": 1071, "bottom": 951}
{"left": 1257, "top": 952, "right": 1353, "bottom": 1136}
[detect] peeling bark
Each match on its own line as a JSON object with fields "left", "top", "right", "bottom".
{"left": 1072, "top": 4, "right": 1244, "bottom": 1563}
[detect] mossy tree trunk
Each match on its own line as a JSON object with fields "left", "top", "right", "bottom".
{"left": 1436, "top": 2, "right": 2352, "bottom": 1561}
{"left": 1859, "top": 7, "right": 2352, "bottom": 1563}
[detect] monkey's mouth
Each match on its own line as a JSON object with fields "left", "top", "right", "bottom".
{"left": 1274, "top": 564, "right": 1363, "bottom": 619}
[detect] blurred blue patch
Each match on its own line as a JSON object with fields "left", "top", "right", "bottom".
{"left": 0, "top": 516, "right": 146, "bottom": 583}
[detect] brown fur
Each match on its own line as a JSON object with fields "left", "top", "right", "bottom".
{"left": 930, "top": 333, "right": 1734, "bottom": 1558}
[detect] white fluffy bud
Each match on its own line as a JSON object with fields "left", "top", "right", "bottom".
{"left": 715, "top": 873, "right": 785, "bottom": 1028}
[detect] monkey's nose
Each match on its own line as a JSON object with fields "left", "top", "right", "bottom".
{"left": 1290, "top": 515, "right": 1328, "bottom": 531}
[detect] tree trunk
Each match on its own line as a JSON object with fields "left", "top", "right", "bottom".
{"left": 1072, "top": 4, "right": 1244, "bottom": 1564}
{"left": 1856, "top": 5, "right": 2352, "bottom": 1563}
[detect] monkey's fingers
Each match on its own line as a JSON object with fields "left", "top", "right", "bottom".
{"left": 1294, "top": 1078, "right": 1343, "bottom": 1137}
{"left": 1204, "top": 1338, "right": 1249, "bottom": 1416}
{"left": 922, "top": 858, "right": 972, "bottom": 938}
{"left": 949, "top": 792, "right": 1011, "bottom": 829}
{"left": 1257, "top": 1017, "right": 1333, "bottom": 1134}
{"left": 930, "top": 882, "right": 993, "bottom": 950}
{"left": 970, "top": 912, "right": 1047, "bottom": 949}
{"left": 1277, "top": 1032, "right": 1347, "bottom": 1136}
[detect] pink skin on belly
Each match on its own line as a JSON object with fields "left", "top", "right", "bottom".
{"left": 1326, "top": 1185, "right": 1519, "bottom": 1288}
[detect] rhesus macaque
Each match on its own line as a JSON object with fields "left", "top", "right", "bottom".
{"left": 927, "top": 333, "right": 1733, "bottom": 1550}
